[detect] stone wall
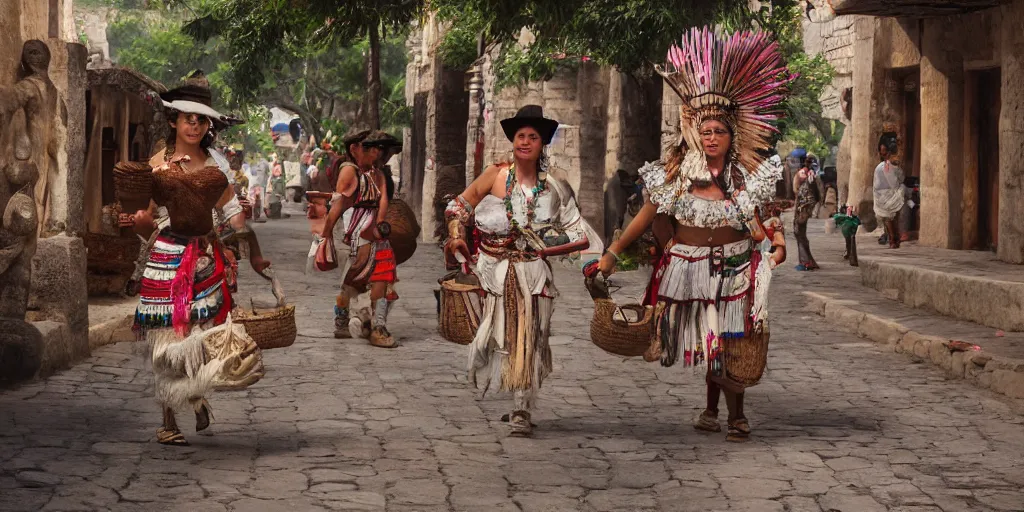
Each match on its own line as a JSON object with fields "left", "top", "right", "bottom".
{"left": 810, "top": 1, "right": 1024, "bottom": 263}
{"left": 404, "top": 22, "right": 661, "bottom": 243}
{"left": 402, "top": 17, "right": 470, "bottom": 241}
{"left": 0, "top": 0, "right": 90, "bottom": 385}
{"left": 998, "top": 0, "right": 1024, "bottom": 263}
{"left": 73, "top": 5, "right": 111, "bottom": 67}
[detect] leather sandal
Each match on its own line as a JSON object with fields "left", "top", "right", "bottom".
{"left": 157, "top": 427, "right": 189, "bottom": 446}
{"left": 694, "top": 409, "right": 722, "bottom": 433}
{"left": 726, "top": 418, "right": 751, "bottom": 442}
{"left": 500, "top": 413, "right": 537, "bottom": 428}
{"left": 508, "top": 411, "right": 533, "bottom": 437}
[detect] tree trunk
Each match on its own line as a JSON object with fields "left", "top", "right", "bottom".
{"left": 366, "top": 25, "right": 382, "bottom": 130}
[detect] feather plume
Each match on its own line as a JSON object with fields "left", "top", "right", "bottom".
{"left": 657, "top": 27, "right": 796, "bottom": 174}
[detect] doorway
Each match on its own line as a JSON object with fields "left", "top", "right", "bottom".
{"left": 973, "top": 68, "right": 1001, "bottom": 251}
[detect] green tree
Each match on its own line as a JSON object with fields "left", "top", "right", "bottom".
{"left": 433, "top": 0, "right": 750, "bottom": 89}
{"left": 434, "top": 0, "right": 833, "bottom": 141}
{"left": 183, "top": 0, "right": 423, "bottom": 132}
{"left": 102, "top": 1, "right": 411, "bottom": 144}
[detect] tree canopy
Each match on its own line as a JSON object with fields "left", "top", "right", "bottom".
{"left": 182, "top": 0, "right": 423, "bottom": 132}
{"left": 434, "top": 0, "right": 834, "bottom": 141}
{"left": 89, "top": 0, "right": 412, "bottom": 149}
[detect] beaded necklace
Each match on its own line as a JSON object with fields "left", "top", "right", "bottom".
{"left": 503, "top": 163, "right": 546, "bottom": 231}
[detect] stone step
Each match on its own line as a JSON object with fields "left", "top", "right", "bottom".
{"left": 804, "top": 290, "right": 1024, "bottom": 399}
{"left": 859, "top": 254, "right": 1024, "bottom": 332}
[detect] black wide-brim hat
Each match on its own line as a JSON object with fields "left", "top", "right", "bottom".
{"left": 160, "top": 70, "right": 240, "bottom": 130}
{"left": 501, "top": 105, "right": 559, "bottom": 145}
{"left": 362, "top": 130, "right": 402, "bottom": 151}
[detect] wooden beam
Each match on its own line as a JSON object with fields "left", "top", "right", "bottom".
{"left": 832, "top": 0, "right": 1005, "bottom": 17}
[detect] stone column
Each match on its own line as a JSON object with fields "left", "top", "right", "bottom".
{"left": 577, "top": 63, "right": 610, "bottom": 237}
{"left": 848, "top": 16, "right": 886, "bottom": 231}
{"left": 660, "top": 79, "right": 682, "bottom": 159}
{"left": 918, "top": 18, "right": 965, "bottom": 249}
{"left": 465, "top": 62, "right": 484, "bottom": 187}
{"left": 836, "top": 125, "right": 853, "bottom": 206}
{"left": 45, "top": 42, "right": 86, "bottom": 235}
{"left": 998, "top": 0, "right": 1024, "bottom": 264}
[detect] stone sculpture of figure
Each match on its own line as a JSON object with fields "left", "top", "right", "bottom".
{"left": 0, "top": 41, "right": 59, "bottom": 384}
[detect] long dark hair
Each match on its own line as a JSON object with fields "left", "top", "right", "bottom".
{"left": 163, "top": 109, "right": 213, "bottom": 160}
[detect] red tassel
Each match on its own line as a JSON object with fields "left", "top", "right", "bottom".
{"left": 213, "top": 243, "right": 232, "bottom": 326}
{"left": 170, "top": 240, "right": 200, "bottom": 337}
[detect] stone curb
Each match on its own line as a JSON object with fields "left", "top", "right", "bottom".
{"left": 87, "top": 314, "right": 136, "bottom": 350}
{"left": 803, "top": 291, "right": 1024, "bottom": 400}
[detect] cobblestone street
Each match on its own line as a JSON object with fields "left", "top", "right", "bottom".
{"left": 2, "top": 212, "right": 1023, "bottom": 512}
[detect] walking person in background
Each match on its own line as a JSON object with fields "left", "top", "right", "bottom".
{"left": 247, "top": 156, "right": 269, "bottom": 222}
{"left": 320, "top": 130, "right": 399, "bottom": 348}
{"left": 793, "top": 154, "right": 821, "bottom": 271}
{"left": 833, "top": 205, "right": 861, "bottom": 266}
{"left": 873, "top": 137, "right": 905, "bottom": 249}
{"left": 267, "top": 161, "right": 289, "bottom": 219}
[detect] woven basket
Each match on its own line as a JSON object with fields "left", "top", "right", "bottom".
{"left": 386, "top": 198, "right": 420, "bottom": 265}
{"left": 83, "top": 232, "right": 141, "bottom": 274}
{"left": 590, "top": 299, "right": 656, "bottom": 357}
{"left": 437, "top": 274, "right": 482, "bottom": 345}
{"left": 234, "top": 304, "right": 296, "bottom": 350}
{"left": 583, "top": 274, "right": 656, "bottom": 357}
{"left": 113, "top": 161, "right": 154, "bottom": 212}
{"left": 722, "top": 323, "right": 770, "bottom": 388}
{"left": 233, "top": 269, "right": 296, "bottom": 350}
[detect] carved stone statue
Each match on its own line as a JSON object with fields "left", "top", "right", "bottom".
{"left": 0, "top": 41, "right": 58, "bottom": 384}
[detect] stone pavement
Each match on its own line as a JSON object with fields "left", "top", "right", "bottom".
{"left": 2, "top": 211, "right": 1024, "bottom": 512}
{"left": 793, "top": 220, "right": 1024, "bottom": 399}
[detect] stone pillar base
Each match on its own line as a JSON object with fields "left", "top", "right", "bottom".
{"left": 0, "top": 319, "right": 43, "bottom": 385}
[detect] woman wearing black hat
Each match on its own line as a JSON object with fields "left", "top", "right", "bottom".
{"left": 443, "top": 105, "right": 601, "bottom": 437}
{"left": 125, "top": 71, "right": 267, "bottom": 446}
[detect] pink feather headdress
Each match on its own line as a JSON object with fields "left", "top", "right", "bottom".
{"left": 656, "top": 27, "right": 796, "bottom": 174}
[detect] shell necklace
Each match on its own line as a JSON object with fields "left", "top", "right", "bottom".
{"left": 504, "top": 163, "right": 546, "bottom": 250}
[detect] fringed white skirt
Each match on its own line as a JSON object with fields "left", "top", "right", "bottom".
{"left": 655, "top": 240, "right": 757, "bottom": 368}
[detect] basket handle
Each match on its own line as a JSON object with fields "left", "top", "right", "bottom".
{"left": 612, "top": 304, "right": 654, "bottom": 327}
{"left": 256, "top": 266, "right": 288, "bottom": 308}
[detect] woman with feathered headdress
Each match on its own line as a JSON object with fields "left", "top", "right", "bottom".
{"left": 596, "top": 28, "right": 793, "bottom": 442}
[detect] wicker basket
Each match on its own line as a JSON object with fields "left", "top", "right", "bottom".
{"left": 233, "top": 269, "right": 296, "bottom": 350}
{"left": 113, "top": 161, "right": 153, "bottom": 212}
{"left": 83, "top": 232, "right": 141, "bottom": 274}
{"left": 590, "top": 299, "right": 656, "bottom": 357}
{"left": 584, "top": 275, "right": 656, "bottom": 357}
{"left": 722, "top": 322, "right": 770, "bottom": 389}
{"left": 234, "top": 304, "right": 296, "bottom": 350}
{"left": 386, "top": 198, "right": 420, "bottom": 265}
{"left": 437, "top": 273, "right": 482, "bottom": 345}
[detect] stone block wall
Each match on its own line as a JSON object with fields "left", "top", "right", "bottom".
{"left": 1, "top": 0, "right": 91, "bottom": 384}
{"left": 404, "top": 22, "right": 661, "bottom": 243}
{"left": 27, "top": 235, "right": 90, "bottom": 377}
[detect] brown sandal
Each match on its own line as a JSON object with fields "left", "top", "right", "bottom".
{"left": 694, "top": 409, "right": 722, "bottom": 433}
{"left": 157, "top": 427, "right": 189, "bottom": 446}
{"left": 726, "top": 418, "right": 750, "bottom": 442}
{"left": 508, "top": 411, "right": 533, "bottom": 437}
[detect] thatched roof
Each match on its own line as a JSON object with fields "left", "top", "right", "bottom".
{"left": 87, "top": 66, "right": 167, "bottom": 96}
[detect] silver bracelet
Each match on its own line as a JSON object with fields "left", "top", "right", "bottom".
{"left": 606, "top": 249, "right": 621, "bottom": 261}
